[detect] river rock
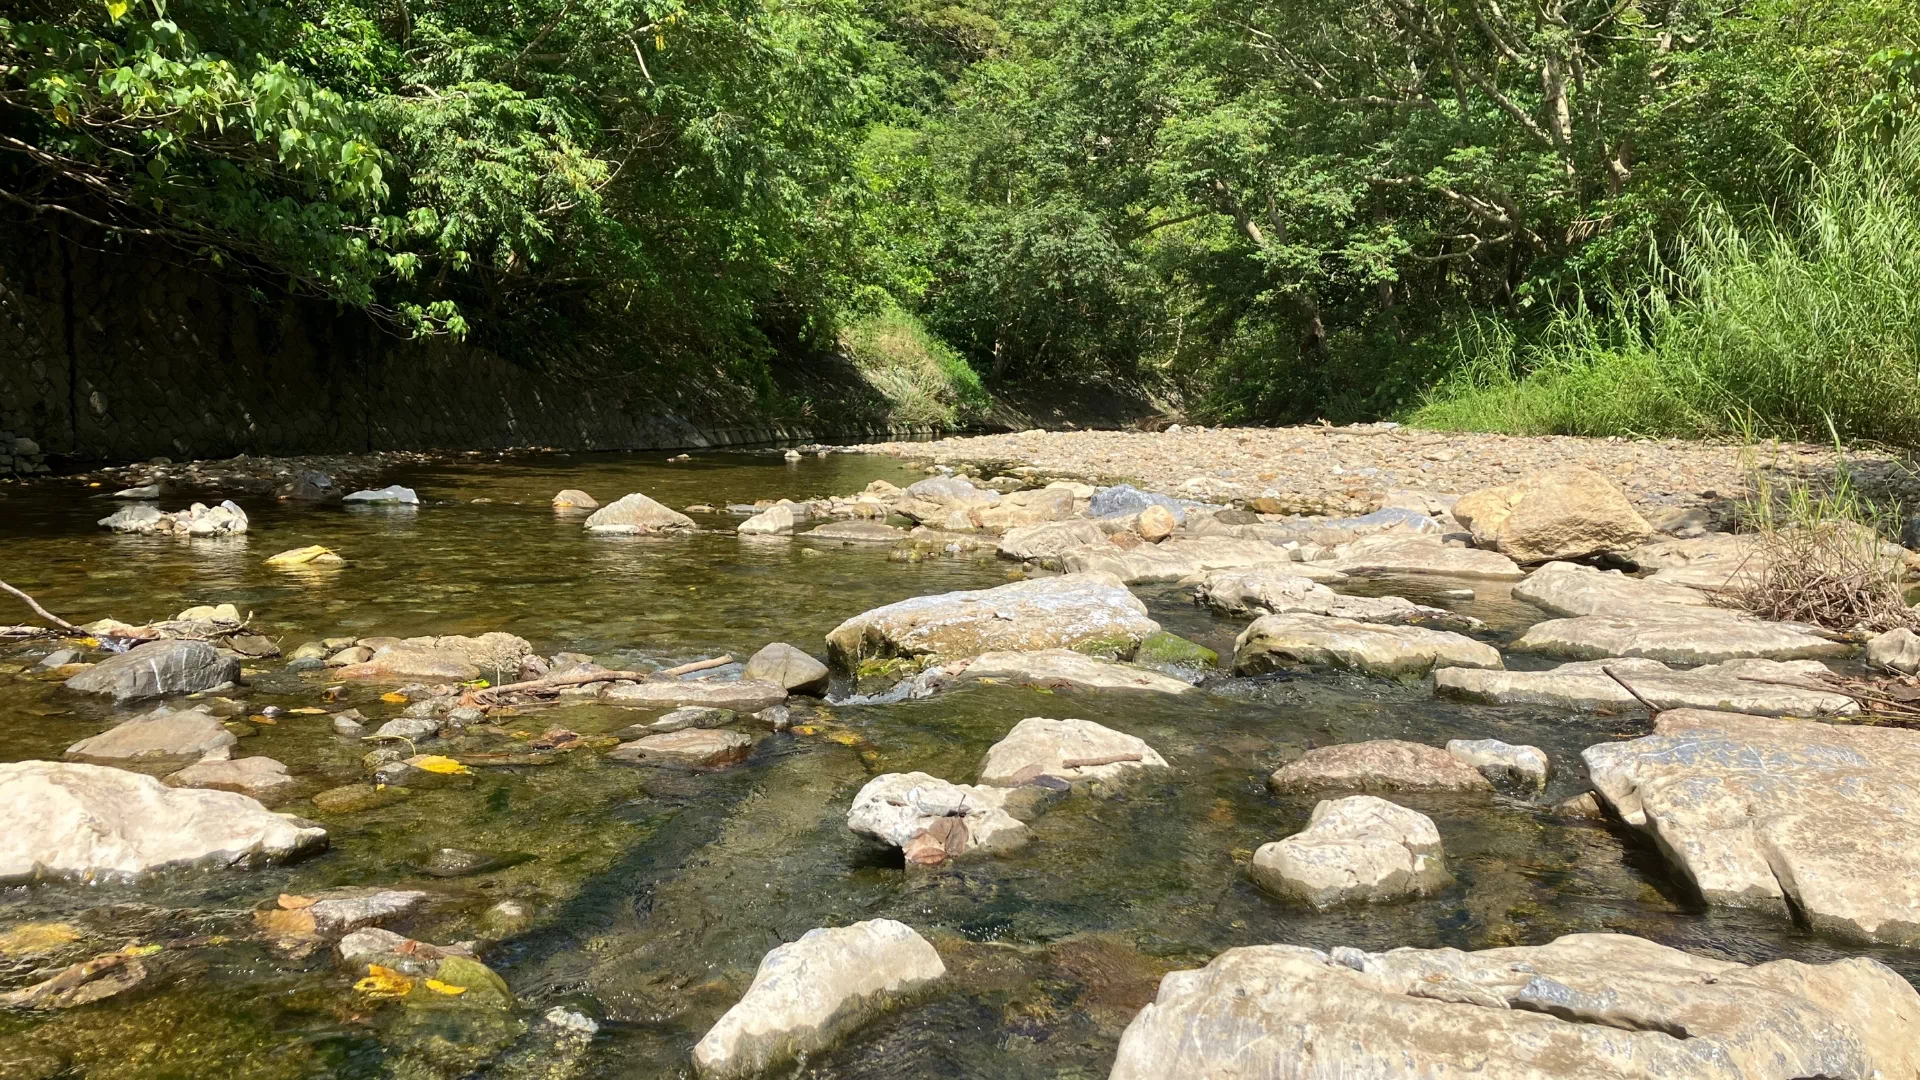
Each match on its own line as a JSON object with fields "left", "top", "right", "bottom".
{"left": 847, "top": 772, "right": 1029, "bottom": 862}
{"left": 741, "top": 642, "right": 830, "bottom": 694}
{"left": 607, "top": 728, "right": 755, "bottom": 768}
{"left": 603, "top": 678, "right": 788, "bottom": 712}
{"left": 1107, "top": 933, "right": 1920, "bottom": 1080}
{"left": 1453, "top": 465, "right": 1652, "bottom": 562}
{"left": 824, "top": 572, "right": 1159, "bottom": 669}
{"left": 256, "top": 888, "right": 429, "bottom": 942}
{"left": 64, "top": 639, "right": 240, "bottom": 701}
{"left": 903, "top": 649, "right": 1196, "bottom": 698}
{"left": 1269, "top": 740, "right": 1494, "bottom": 794}
{"left": 1233, "top": 613, "right": 1502, "bottom": 677}
{"left": 1513, "top": 609, "right": 1850, "bottom": 664}
{"left": 1445, "top": 738, "right": 1550, "bottom": 792}
{"left": 65, "top": 704, "right": 238, "bottom": 760}
{"left": 972, "top": 487, "right": 1075, "bottom": 529}
{"left": 692, "top": 919, "right": 946, "bottom": 1079}
{"left": 98, "top": 499, "right": 249, "bottom": 536}
{"left": 1197, "top": 567, "right": 1478, "bottom": 628}
{"left": 343, "top": 485, "right": 418, "bottom": 505}
{"left": 631, "top": 706, "right": 736, "bottom": 734}
{"left": 1249, "top": 795, "right": 1451, "bottom": 908}
{"left": 1586, "top": 709, "right": 1920, "bottom": 945}
{"left": 0, "top": 761, "right": 326, "bottom": 883}
{"left": 1632, "top": 532, "right": 1769, "bottom": 591}
{"left": 166, "top": 755, "right": 296, "bottom": 800}
{"left": 738, "top": 504, "right": 796, "bottom": 535}
{"left": 1136, "top": 504, "right": 1177, "bottom": 542}
{"left": 1063, "top": 537, "right": 1347, "bottom": 585}
{"left": 583, "top": 491, "right": 697, "bottom": 534}
{"left": 1320, "top": 532, "right": 1524, "bottom": 579}
{"left": 113, "top": 484, "right": 161, "bottom": 499}
{"left": 976, "top": 716, "right": 1169, "bottom": 786}
{"left": 334, "top": 632, "right": 535, "bottom": 682}
{"left": 998, "top": 519, "right": 1107, "bottom": 561}
{"left": 805, "top": 519, "right": 906, "bottom": 543}
{"left": 1867, "top": 627, "right": 1920, "bottom": 673}
{"left": 0, "top": 951, "right": 150, "bottom": 1010}
{"left": 1434, "top": 656, "right": 1859, "bottom": 716}
{"left": 1512, "top": 559, "right": 1713, "bottom": 617}
{"left": 552, "top": 489, "right": 598, "bottom": 510}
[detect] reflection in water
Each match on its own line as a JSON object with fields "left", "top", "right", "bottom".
{"left": 0, "top": 451, "right": 1912, "bottom": 1078}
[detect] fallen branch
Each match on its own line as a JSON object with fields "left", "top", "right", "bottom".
{"left": 658, "top": 653, "right": 734, "bottom": 677}
{"left": 0, "top": 578, "right": 84, "bottom": 635}
{"left": 1601, "top": 666, "right": 1660, "bottom": 718}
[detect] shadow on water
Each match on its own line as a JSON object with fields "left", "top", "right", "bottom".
{"left": 0, "top": 450, "right": 1914, "bottom": 1078}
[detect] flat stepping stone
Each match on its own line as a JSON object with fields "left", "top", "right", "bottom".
{"left": 1233, "top": 613, "right": 1502, "bottom": 677}
{"left": 165, "top": 755, "right": 296, "bottom": 801}
{"left": 1586, "top": 709, "right": 1920, "bottom": 945}
{"left": 977, "top": 717, "right": 1169, "bottom": 786}
{"left": 603, "top": 679, "right": 788, "bottom": 713}
{"left": 66, "top": 705, "right": 237, "bottom": 760}
{"left": 906, "top": 649, "right": 1195, "bottom": 698}
{"left": 1250, "top": 795, "right": 1451, "bottom": 908}
{"left": 1198, "top": 568, "right": 1479, "bottom": 629}
{"left": 1444, "top": 739, "right": 1550, "bottom": 793}
{"left": 1269, "top": 740, "right": 1493, "bottom": 794}
{"left": 825, "top": 572, "right": 1158, "bottom": 669}
{"left": 1434, "top": 657, "right": 1858, "bottom": 717}
{"left": 1320, "top": 534, "right": 1524, "bottom": 580}
{"left": 1513, "top": 610, "right": 1849, "bottom": 664}
{"left": 607, "top": 728, "right": 754, "bottom": 768}
{"left": 1512, "top": 559, "right": 1713, "bottom": 616}
{"left": 805, "top": 520, "right": 906, "bottom": 543}
{"left": 1062, "top": 538, "right": 1347, "bottom": 584}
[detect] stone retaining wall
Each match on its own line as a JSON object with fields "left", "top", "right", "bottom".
{"left": 0, "top": 218, "right": 935, "bottom": 472}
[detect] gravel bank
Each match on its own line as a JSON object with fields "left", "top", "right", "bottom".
{"left": 854, "top": 425, "right": 1920, "bottom": 517}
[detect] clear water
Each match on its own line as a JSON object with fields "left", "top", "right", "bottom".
{"left": 0, "top": 451, "right": 1913, "bottom": 1079}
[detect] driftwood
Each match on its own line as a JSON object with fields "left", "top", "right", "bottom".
{"left": 0, "top": 578, "right": 84, "bottom": 635}
{"left": 470, "top": 654, "right": 735, "bottom": 705}
{"left": 1601, "top": 666, "right": 1660, "bottom": 717}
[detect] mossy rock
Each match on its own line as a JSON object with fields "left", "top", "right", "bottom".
{"left": 1135, "top": 631, "right": 1218, "bottom": 668}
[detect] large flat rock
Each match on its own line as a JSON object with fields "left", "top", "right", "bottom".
{"left": 1250, "top": 795, "right": 1451, "bottom": 908}
{"left": 1435, "top": 657, "right": 1859, "bottom": 716}
{"left": 1319, "top": 533, "right": 1524, "bottom": 580}
{"left": 1109, "top": 933, "right": 1920, "bottom": 1079}
{"left": 603, "top": 678, "right": 788, "bottom": 713}
{"left": 64, "top": 639, "right": 239, "bottom": 701}
{"left": 1061, "top": 538, "right": 1345, "bottom": 584}
{"left": 1512, "top": 559, "right": 1714, "bottom": 616}
{"left": 846, "top": 772, "right": 1029, "bottom": 863}
{"left": 1269, "top": 740, "right": 1493, "bottom": 794}
{"left": 66, "top": 704, "right": 237, "bottom": 760}
{"left": 1197, "top": 567, "right": 1478, "bottom": 628}
{"left": 997, "top": 520, "right": 1109, "bottom": 561}
{"left": 693, "top": 919, "right": 946, "bottom": 1079}
{"left": 1514, "top": 610, "right": 1850, "bottom": 664}
{"left": 1586, "top": 709, "right": 1920, "bottom": 944}
{"left": 334, "top": 632, "right": 535, "bottom": 682}
{"left": 977, "top": 716, "right": 1169, "bottom": 786}
{"left": 904, "top": 649, "right": 1195, "bottom": 698}
{"left": 0, "top": 761, "right": 326, "bottom": 883}
{"left": 1234, "top": 613, "right": 1502, "bottom": 677}
{"left": 825, "top": 573, "right": 1158, "bottom": 669}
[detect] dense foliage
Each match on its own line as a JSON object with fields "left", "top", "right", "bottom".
{"left": 3, "top": 0, "right": 1916, "bottom": 432}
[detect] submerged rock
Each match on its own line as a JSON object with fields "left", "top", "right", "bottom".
{"left": 0, "top": 761, "right": 326, "bottom": 883}
{"left": 977, "top": 716, "right": 1169, "bottom": 786}
{"left": 1434, "top": 656, "right": 1858, "bottom": 716}
{"left": 65, "top": 704, "right": 237, "bottom": 760}
{"left": 692, "top": 919, "right": 947, "bottom": 1079}
{"left": 64, "top": 639, "right": 240, "bottom": 702}
{"left": 342, "top": 484, "right": 419, "bottom": 505}
{"left": 1250, "top": 795, "right": 1451, "bottom": 908}
{"left": 741, "top": 642, "right": 830, "bottom": 694}
{"left": 1586, "top": 709, "right": 1920, "bottom": 945}
{"left": 1197, "top": 567, "right": 1479, "bottom": 628}
{"left": 583, "top": 491, "right": 697, "bottom": 534}
{"left": 1233, "top": 613, "right": 1502, "bottom": 677}
{"left": 1444, "top": 738, "right": 1550, "bottom": 793}
{"left": 1269, "top": 740, "right": 1493, "bottom": 794}
{"left": 607, "top": 728, "right": 755, "bottom": 768}
{"left": 847, "top": 772, "right": 1029, "bottom": 863}
{"left": 256, "top": 888, "right": 429, "bottom": 943}
{"left": 1108, "top": 933, "right": 1920, "bottom": 1079}
{"left": 804, "top": 519, "right": 906, "bottom": 543}
{"left": 1452, "top": 466, "right": 1652, "bottom": 562}
{"left": 904, "top": 649, "right": 1196, "bottom": 698}
{"left": 0, "top": 951, "right": 149, "bottom": 1010}
{"left": 825, "top": 572, "right": 1159, "bottom": 669}
{"left": 165, "top": 755, "right": 296, "bottom": 801}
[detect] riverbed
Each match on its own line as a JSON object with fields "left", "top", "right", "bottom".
{"left": 1, "top": 450, "right": 1914, "bottom": 1078}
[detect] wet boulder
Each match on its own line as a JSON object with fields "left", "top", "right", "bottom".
{"left": 64, "top": 639, "right": 240, "bottom": 702}
{"left": 1088, "top": 483, "right": 1197, "bottom": 522}
{"left": 904, "top": 649, "right": 1196, "bottom": 698}
{"left": 166, "top": 755, "right": 296, "bottom": 801}
{"left": 607, "top": 728, "right": 755, "bottom": 769}
{"left": 1585, "top": 709, "right": 1920, "bottom": 945}
{"left": 847, "top": 772, "right": 1029, "bottom": 864}
{"left": 1452, "top": 466, "right": 1652, "bottom": 562}
{"left": 692, "top": 919, "right": 946, "bottom": 1079}
{"left": 1269, "top": 740, "right": 1494, "bottom": 794}
{"left": 737, "top": 504, "right": 797, "bottom": 535}
{"left": 65, "top": 704, "right": 238, "bottom": 760}
{"left": 1250, "top": 796, "right": 1451, "bottom": 908}
{"left": 976, "top": 716, "right": 1169, "bottom": 786}
{"left": 741, "top": 642, "right": 830, "bottom": 694}
{"left": 1233, "top": 613, "right": 1502, "bottom": 678}
{"left": 825, "top": 572, "right": 1159, "bottom": 670}
{"left": 1435, "top": 656, "right": 1858, "bottom": 716}
{"left": 583, "top": 491, "right": 697, "bottom": 534}
{"left": 1445, "top": 738, "right": 1550, "bottom": 793}
{"left": 0, "top": 761, "right": 326, "bottom": 883}
{"left": 1108, "top": 934, "right": 1920, "bottom": 1079}
{"left": 257, "top": 888, "right": 429, "bottom": 943}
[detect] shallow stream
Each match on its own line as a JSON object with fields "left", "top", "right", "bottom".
{"left": 1, "top": 451, "right": 1914, "bottom": 1078}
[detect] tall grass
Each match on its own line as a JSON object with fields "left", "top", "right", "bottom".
{"left": 838, "top": 307, "right": 990, "bottom": 428}
{"left": 1410, "top": 129, "right": 1920, "bottom": 444}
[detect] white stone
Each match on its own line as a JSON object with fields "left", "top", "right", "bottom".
{"left": 1867, "top": 627, "right": 1920, "bottom": 673}
{"left": 1445, "top": 738, "right": 1550, "bottom": 792}
{"left": 903, "top": 649, "right": 1195, "bottom": 698}
{"left": 977, "top": 717, "right": 1169, "bottom": 786}
{"left": 825, "top": 573, "right": 1158, "bottom": 669}
{"left": 342, "top": 485, "right": 418, "bottom": 505}
{"left": 738, "top": 505, "right": 797, "bottom": 535}
{"left": 1063, "top": 537, "right": 1347, "bottom": 585}
{"left": 1512, "top": 559, "right": 1713, "bottom": 616}
{"left": 846, "top": 772, "right": 1028, "bottom": 860}
{"left": 1233, "top": 613, "right": 1502, "bottom": 677}
{"left": 1514, "top": 610, "right": 1849, "bottom": 664}
{"left": 1249, "top": 796, "right": 1451, "bottom": 908}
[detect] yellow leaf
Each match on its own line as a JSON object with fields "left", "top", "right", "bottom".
{"left": 424, "top": 979, "right": 468, "bottom": 996}
{"left": 461, "top": 678, "right": 490, "bottom": 689}
{"left": 278, "top": 893, "right": 316, "bottom": 909}
{"left": 249, "top": 713, "right": 277, "bottom": 725}
{"left": 105, "top": 1, "right": 129, "bottom": 21}
{"left": 287, "top": 707, "right": 326, "bottom": 715}
{"left": 120, "top": 943, "right": 162, "bottom": 957}
{"left": 825, "top": 730, "right": 863, "bottom": 747}
{"left": 791, "top": 725, "right": 819, "bottom": 736}
{"left": 76, "top": 637, "right": 101, "bottom": 648}
{"left": 410, "top": 755, "right": 470, "bottom": 775}
{"left": 265, "top": 545, "right": 344, "bottom": 567}
{"left": 381, "top": 692, "right": 408, "bottom": 704}
{"left": 354, "top": 964, "right": 414, "bottom": 998}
